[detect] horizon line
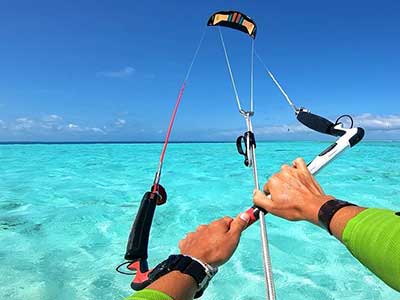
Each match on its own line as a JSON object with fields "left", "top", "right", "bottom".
{"left": 0, "top": 139, "right": 399, "bottom": 145}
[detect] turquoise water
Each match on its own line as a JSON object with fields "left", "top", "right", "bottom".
{"left": 0, "top": 141, "right": 399, "bottom": 300}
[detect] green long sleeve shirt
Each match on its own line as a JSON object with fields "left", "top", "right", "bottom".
{"left": 126, "top": 208, "right": 400, "bottom": 299}
{"left": 342, "top": 208, "right": 400, "bottom": 291}
{"left": 125, "top": 289, "right": 173, "bottom": 300}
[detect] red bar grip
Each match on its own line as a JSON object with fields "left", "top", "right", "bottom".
{"left": 245, "top": 205, "right": 267, "bottom": 227}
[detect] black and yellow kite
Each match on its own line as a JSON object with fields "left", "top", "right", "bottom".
{"left": 207, "top": 10, "right": 257, "bottom": 39}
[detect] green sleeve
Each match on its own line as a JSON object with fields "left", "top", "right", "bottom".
{"left": 342, "top": 208, "right": 400, "bottom": 291}
{"left": 125, "top": 289, "right": 173, "bottom": 300}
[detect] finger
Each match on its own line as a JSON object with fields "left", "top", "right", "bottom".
{"left": 266, "top": 174, "right": 281, "bottom": 192}
{"left": 292, "top": 157, "right": 309, "bottom": 173}
{"left": 262, "top": 182, "right": 270, "bottom": 194}
{"left": 220, "top": 216, "right": 233, "bottom": 226}
{"left": 280, "top": 164, "right": 294, "bottom": 178}
{"left": 229, "top": 212, "right": 250, "bottom": 238}
{"left": 253, "top": 190, "right": 274, "bottom": 211}
{"left": 210, "top": 216, "right": 233, "bottom": 231}
{"left": 178, "top": 239, "right": 184, "bottom": 250}
{"left": 280, "top": 164, "right": 291, "bottom": 172}
{"left": 196, "top": 225, "right": 207, "bottom": 232}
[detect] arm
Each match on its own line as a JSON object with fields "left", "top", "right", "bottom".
{"left": 253, "top": 158, "right": 400, "bottom": 292}
{"left": 124, "top": 273, "right": 196, "bottom": 300}
{"left": 125, "top": 214, "right": 250, "bottom": 300}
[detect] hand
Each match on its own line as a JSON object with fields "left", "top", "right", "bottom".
{"left": 253, "top": 157, "right": 334, "bottom": 225}
{"left": 179, "top": 213, "right": 250, "bottom": 267}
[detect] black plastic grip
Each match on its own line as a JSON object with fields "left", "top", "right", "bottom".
{"left": 349, "top": 127, "right": 365, "bottom": 147}
{"left": 297, "top": 110, "right": 337, "bottom": 136}
{"left": 236, "top": 135, "right": 245, "bottom": 155}
{"left": 124, "top": 192, "right": 159, "bottom": 261}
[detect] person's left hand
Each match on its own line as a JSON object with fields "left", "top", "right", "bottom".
{"left": 179, "top": 213, "right": 250, "bottom": 267}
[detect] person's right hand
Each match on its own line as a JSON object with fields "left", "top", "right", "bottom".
{"left": 253, "top": 157, "right": 334, "bottom": 225}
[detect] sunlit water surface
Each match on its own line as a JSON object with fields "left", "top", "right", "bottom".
{"left": 0, "top": 142, "right": 399, "bottom": 300}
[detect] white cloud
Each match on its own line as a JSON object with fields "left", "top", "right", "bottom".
{"left": 40, "top": 114, "right": 63, "bottom": 130}
{"left": 115, "top": 118, "right": 126, "bottom": 127}
{"left": 14, "top": 117, "right": 35, "bottom": 130}
{"left": 355, "top": 113, "right": 400, "bottom": 131}
{"left": 0, "top": 115, "right": 120, "bottom": 138}
{"left": 65, "top": 124, "right": 106, "bottom": 134}
{"left": 67, "top": 123, "right": 81, "bottom": 131}
{"left": 216, "top": 113, "right": 400, "bottom": 139}
{"left": 253, "top": 114, "right": 400, "bottom": 135}
{"left": 257, "top": 124, "right": 313, "bottom": 135}
{"left": 43, "top": 114, "right": 63, "bottom": 122}
{"left": 3, "top": 112, "right": 398, "bottom": 140}
{"left": 97, "top": 66, "right": 136, "bottom": 78}
{"left": 219, "top": 124, "right": 312, "bottom": 137}
{"left": 90, "top": 127, "right": 106, "bottom": 134}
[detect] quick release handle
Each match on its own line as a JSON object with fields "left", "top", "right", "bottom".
{"left": 124, "top": 192, "right": 159, "bottom": 261}
{"left": 296, "top": 110, "right": 340, "bottom": 136}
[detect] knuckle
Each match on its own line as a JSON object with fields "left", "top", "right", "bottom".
{"left": 281, "top": 164, "right": 290, "bottom": 171}
{"left": 269, "top": 175, "right": 280, "bottom": 185}
{"left": 253, "top": 194, "right": 263, "bottom": 205}
{"left": 253, "top": 190, "right": 261, "bottom": 199}
{"left": 295, "top": 157, "right": 305, "bottom": 165}
{"left": 196, "top": 225, "right": 207, "bottom": 231}
{"left": 222, "top": 216, "right": 231, "bottom": 222}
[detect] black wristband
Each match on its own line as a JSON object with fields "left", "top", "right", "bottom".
{"left": 148, "top": 254, "right": 216, "bottom": 298}
{"left": 318, "top": 199, "right": 357, "bottom": 235}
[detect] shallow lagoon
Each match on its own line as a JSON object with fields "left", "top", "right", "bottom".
{"left": 0, "top": 142, "right": 399, "bottom": 299}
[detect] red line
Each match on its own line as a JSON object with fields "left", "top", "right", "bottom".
{"left": 158, "top": 81, "right": 186, "bottom": 169}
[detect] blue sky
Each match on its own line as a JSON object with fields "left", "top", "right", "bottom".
{"left": 0, "top": 0, "right": 399, "bottom": 142}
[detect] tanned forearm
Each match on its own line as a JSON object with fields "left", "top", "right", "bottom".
{"left": 147, "top": 271, "right": 198, "bottom": 300}
{"left": 329, "top": 205, "right": 366, "bottom": 241}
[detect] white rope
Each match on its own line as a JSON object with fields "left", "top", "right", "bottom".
{"left": 184, "top": 29, "right": 207, "bottom": 82}
{"left": 250, "top": 39, "right": 255, "bottom": 112}
{"left": 255, "top": 51, "right": 298, "bottom": 113}
{"left": 218, "top": 27, "right": 242, "bottom": 112}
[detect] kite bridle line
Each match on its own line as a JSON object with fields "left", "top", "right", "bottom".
{"left": 218, "top": 26, "right": 277, "bottom": 300}
{"left": 254, "top": 51, "right": 298, "bottom": 113}
{"left": 116, "top": 29, "right": 207, "bottom": 288}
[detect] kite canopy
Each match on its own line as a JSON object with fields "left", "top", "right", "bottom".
{"left": 207, "top": 11, "right": 257, "bottom": 39}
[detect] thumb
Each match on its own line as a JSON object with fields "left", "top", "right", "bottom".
{"left": 229, "top": 212, "right": 250, "bottom": 237}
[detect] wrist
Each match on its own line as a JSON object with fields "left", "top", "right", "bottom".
{"left": 148, "top": 271, "right": 197, "bottom": 300}
{"left": 318, "top": 199, "right": 358, "bottom": 234}
{"left": 330, "top": 206, "right": 366, "bottom": 240}
{"left": 148, "top": 254, "right": 217, "bottom": 299}
{"left": 304, "top": 195, "right": 335, "bottom": 225}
